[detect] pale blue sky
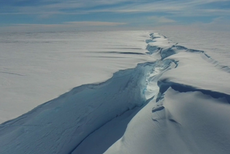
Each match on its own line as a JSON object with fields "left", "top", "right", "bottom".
{"left": 1, "top": 0, "right": 230, "bottom": 31}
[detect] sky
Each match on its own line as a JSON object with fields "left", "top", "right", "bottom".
{"left": 0, "top": 0, "right": 230, "bottom": 32}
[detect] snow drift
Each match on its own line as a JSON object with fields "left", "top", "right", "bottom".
{"left": 0, "top": 31, "right": 230, "bottom": 154}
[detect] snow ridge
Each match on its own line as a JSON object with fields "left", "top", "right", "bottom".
{"left": 105, "top": 33, "right": 230, "bottom": 154}
{"left": 147, "top": 33, "right": 230, "bottom": 73}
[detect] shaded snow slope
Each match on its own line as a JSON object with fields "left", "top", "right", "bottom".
{"left": 0, "top": 64, "right": 148, "bottom": 154}
{"left": 0, "top": 57, "right": 176, "bottom": 154}
{"left": 0, "top": 31, "right": 230, "bottom": 154}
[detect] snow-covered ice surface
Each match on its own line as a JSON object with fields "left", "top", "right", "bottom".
{"left": 0, "top": 30, "right": 230, "bottom": 154}
{"left": 0, "top": 31, "right": 151, "bottom": 122}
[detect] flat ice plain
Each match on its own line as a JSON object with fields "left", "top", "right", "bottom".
{"left": 0, "top": 30, "right": 230, "bottom": 154}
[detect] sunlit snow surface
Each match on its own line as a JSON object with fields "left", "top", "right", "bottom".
{"left": 0, "top": 31, "right": 230, "bottom": 154}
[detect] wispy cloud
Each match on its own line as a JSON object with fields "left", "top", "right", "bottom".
{"left": 2, "top": 0, "right": 230, "bottom": 18}
{"left": 108, "top": 0, "right": 230, "bottom": 17}
{"left": 0, "top": 0, "right": 230, "bottom": 31}
{"left": 204, "top": 9, "right": 230, "bottom": 14}
{"left": 2, "top": 0, "right": 229, "bottom": 16}
{"left": 65, "top": 21, "right": 127, "bottom": 26}
{"left": 148, "top": 16, "right": 176, "bottom": 24}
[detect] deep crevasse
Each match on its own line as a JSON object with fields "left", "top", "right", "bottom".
{"left": 0, "top": 33, "right": 230, "bottom": 154}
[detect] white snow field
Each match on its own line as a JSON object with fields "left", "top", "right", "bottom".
{"left": 0, "top": 31, "right": 230, "bottom": 154}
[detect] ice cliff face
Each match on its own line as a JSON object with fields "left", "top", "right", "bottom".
{"left": 0, "top": 32, "right": 230, "bottom": 154}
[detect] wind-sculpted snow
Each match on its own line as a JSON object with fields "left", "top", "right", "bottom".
{"left": 0, "top": 32, "right": 230, "bottom": 154}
